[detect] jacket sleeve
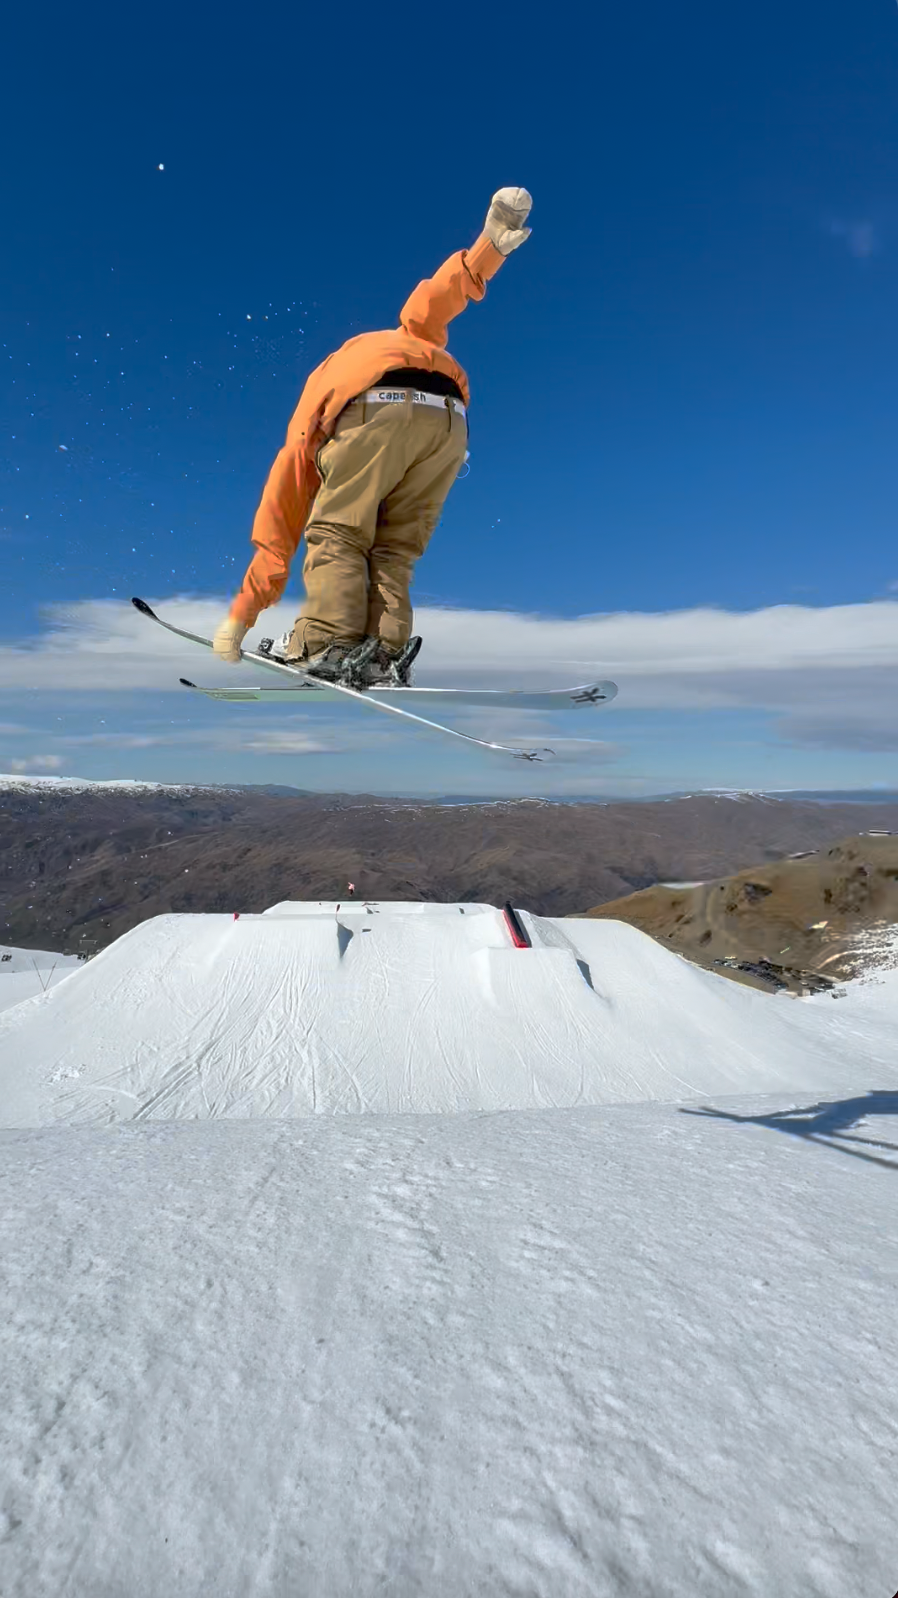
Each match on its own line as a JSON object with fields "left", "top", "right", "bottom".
{"left": 399, "top": 233, "right": 506, "bottom": 348}
{"left": 229, "top": 439, "right": 317, "bottom": 627}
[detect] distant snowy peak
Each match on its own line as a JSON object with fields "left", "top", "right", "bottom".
{"left": 663, "top": 790, "right": 782, "bottom": 805}
{"left": 0, "top": 774, "right": 227, "bottom": 796}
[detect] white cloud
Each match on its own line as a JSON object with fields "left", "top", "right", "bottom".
{"left": 421, "top": 601, "right": 898, "bottom": 681}
{"left": 62, "top": 724, "right": 346, "bottom": 758}
{"left": 242, "top": 731, "right": 334, "bottom": 755}
{"left": 62, "top": 733, "right": 164, "bottom": 749}
{"left": 9, "top": 754, "right": 66, "bottom": 773}
{"left": 447, "top": 702, "right": 622, "bottom": 764}
{"left": 2, "top": 596, "right": 898, "bottom": 753}
{"left": 4, "top": 595, "right": 898, "bottom": 688}
{"left": 0, "top": 598, "right": 238, "bottom": 692}
{"left": 419, "top": 603, "right": 898, "bottom": 753}
{"left": 537, "top": 738, "right": 622, "bottom": 767}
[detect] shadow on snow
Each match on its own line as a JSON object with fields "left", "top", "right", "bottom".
{"left": 680, "top": 1091, "right": 898, "bottom": 1171}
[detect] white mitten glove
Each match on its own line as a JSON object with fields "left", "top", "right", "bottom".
{"left": 212, "top": 616, "right": 248, "bottom": 664}
{"left": 484, "top": 187, "right": 533, "bottom": 255}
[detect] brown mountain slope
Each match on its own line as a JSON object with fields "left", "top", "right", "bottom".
{"left": 573, "top": 835, "right": 898, "bottom": 992}
{"left": 3, "top": 785, "right": 898, "bottom": 957}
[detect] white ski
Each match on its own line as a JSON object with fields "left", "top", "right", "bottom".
{"left": 132, "top": 598, "right": 617, "bottom": 762}
{"left": 176, "top": 680, "right": 618, "bottom": 712}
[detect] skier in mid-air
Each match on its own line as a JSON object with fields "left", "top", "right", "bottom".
{"left": 212, "top": 188, "right": 532, "bottom": 687}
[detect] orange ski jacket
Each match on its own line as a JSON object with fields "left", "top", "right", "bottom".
{"left": 229, "top": 232, "right": 507, "bottom": 627}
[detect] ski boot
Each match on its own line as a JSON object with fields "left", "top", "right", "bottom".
{"left": 300, "top": 641, "right": 358, "bottom": 681}
{"left": 256, "top": 632, "right": 291, "bottom": 663}
{"left": 257, "top": 635, "right": 356, "bottom": 681}
{"left": 339, "top": 635, "right": 422, "bottom": 690}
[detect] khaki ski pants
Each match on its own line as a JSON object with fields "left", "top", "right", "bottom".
{"left": 288, "top": 394, "right": 467, "bottom": 657}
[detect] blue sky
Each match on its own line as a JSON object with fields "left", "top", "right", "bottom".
{"left": 1, "top": 0, "right": 897, "bottom": 795}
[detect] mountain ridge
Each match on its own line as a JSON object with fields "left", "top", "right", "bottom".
{"left": 5, "top": 785, "right": 898, "bottom": 955}
{"left": 577, "top": 834, "right": 898, "bottom": 993}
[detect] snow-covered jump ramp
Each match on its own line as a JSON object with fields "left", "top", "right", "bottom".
{"left": 2, "top": 901, "right": 896, "bottom": 1127}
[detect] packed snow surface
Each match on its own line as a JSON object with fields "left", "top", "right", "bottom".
{"left": 2, "top": 901, "right": 897, "bottom": 1596}
{"left": 3, "top": 1106, "right": 897, "bottom": 1598}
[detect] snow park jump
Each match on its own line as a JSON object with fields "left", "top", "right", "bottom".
{"left": 2, "top": 900, "right": 897, "bottom": 1127}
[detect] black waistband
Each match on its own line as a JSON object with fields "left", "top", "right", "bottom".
{"left": 374, "top": 366, "right": 464, "bottom": 402}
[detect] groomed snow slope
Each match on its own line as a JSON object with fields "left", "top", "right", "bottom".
{"left": 2, "top": 902, "right": 897, "bottom": 1127}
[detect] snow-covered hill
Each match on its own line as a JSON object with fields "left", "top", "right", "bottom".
{"left": 2, "top": 901, "right": 897, "bottom": 1127}
{"left": 0, "top": 945, "right": 83, "bottom": 1012}
{"left": 1, "top": 901, "right": 896, "bottom": 1596}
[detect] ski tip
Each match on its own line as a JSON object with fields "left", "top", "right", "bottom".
{"left": 179, "top": 678, "right": 198, "bottom": 689}
{"left": 570, "top": 681, "right": 618, "bottom": 706}
{"left": 131, "top": 596, "right": 156, "bottom": 619}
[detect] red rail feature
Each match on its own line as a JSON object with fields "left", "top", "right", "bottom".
{"left": 502, "top": 902, "right": 531, "bottom": 949}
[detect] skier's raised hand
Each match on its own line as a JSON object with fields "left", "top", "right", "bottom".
{"left": 212, "top": 617, "right": 248, "bottom": 664}
{"left": 484, "top": 188, "right": 532, "bottom": 255}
